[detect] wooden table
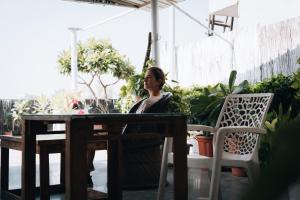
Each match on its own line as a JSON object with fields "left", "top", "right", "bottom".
{"left": 22, "top": 114, "right": 187, "bottom": 200}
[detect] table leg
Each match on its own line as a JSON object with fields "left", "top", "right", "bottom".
{"left": 65, "top": 119, "right": 89, "bottom": 200}
{"left": 107, "top": 124, "right": 122, "bottom": 200}
{"left": 173, "top": 118, "right": 188, "bottom": 200}
{"left": 22, "top": 120, "right": 40, "bottom": 200}
{"left": 40, "top": 145, "right": 50, "bottom": 200}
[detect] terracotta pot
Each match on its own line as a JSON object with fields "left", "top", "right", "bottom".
{"left": 226, "top": 138, "right": 247, "bottom": 177}
{"left": 4, "top": 131, "right": 12, "bottom": 136}
{"left": 231, "top": 167, "right": 247, "bottom": 177}
{"left": 194, "top": 135, "right": 213, "bottom": 157}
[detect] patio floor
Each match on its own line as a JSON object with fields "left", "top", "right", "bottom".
{"left": 2, "top": 150, "right": 296, "bottom": 200}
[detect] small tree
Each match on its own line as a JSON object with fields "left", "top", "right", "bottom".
{"left": 57, "top": 38, "right": 135, "bottom": 112}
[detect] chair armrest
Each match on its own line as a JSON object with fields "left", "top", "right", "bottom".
{"left": 217, "top": 126, "right": 267, "bottom": 135}
{"left": 187, "top": 124, "right": 217, "bottom": 133}
{"left": 213, "top": 126, "right": 267, "bottom": 157}
{"left": 212, "top": 126, "right": 267, "bottom": 169}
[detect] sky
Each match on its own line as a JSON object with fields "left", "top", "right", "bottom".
{"left": 0, "top": 0, "right": 208, "bottom": 99}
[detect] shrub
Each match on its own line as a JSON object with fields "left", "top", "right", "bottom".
{"left": 254, "top": 73, "right": 300, "bottom": 117}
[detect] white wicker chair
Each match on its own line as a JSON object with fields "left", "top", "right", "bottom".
{"left": 157, "top": 93, "right": 274, "bottom": 200}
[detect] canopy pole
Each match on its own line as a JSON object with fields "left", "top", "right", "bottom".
{"left": 69, "top": 27, "right": 81, "bottom": 89}
{"left": 169, "top": 5, "right": 177, "bottom": 82}
{"left": 151, "top": 0, "right": 160, "bottom": 67}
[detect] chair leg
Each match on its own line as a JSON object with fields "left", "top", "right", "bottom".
{"left": 157, "top": 138, "right": 172, "bottom": 200}
{"left": 208, "top": 148, "right": 223, "bottom": 200}
{"left": 40, "top": 147, "right": 50, "bottom": 200}
{"left": 1, "top": 147, "right": 9, "bottom": 191}
{"left": 208, "top": 169, "right": 222, "bottom": 200}
{"left": 230, "top": 17, "right": 234, "bottom": 31}
{"left": 209, "top": 165, "right": 222, "bottom": 200}
{"left": 207, "top": 169, "right": 222, "bottom": 200}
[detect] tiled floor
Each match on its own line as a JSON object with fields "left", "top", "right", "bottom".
{"left": 3, "top": 150, "right": 252, "bottom": 200}
{"left": 4, "top": 150, "right": 299, "bottom": 200}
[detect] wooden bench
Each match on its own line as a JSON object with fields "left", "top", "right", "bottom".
{"left": 0, "top": 125, "right": 108, "bottom": 200}
{"left": 0, "top": 134, "right": 65, "bottom": 200}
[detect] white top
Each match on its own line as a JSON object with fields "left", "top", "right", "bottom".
{"left": 135, "top": 94, "right": 162, "bottom": 114}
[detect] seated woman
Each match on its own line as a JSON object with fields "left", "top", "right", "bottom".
{"left": 122, "top": 67, "right": 175, "bottom": 189}
{"left": 87, "top": 67, "right": 176, "bottom": 189}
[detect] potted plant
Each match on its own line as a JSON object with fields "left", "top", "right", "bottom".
{"left": 11, "top": 100, "right": 32, "bottom": 135}
{"left": 32, "top": 95, "right": 52, "bottom": 114}
{"left": 3, "top": 111, "right": 13, "bottom": 135}
{"left": 193, "top": 131, "right": 214, "bottom": 157}
{"left": 189, "top": 70, "right": 250, "bottom": 176}
{"left": 50, "top": 90, "right": 85, "bottom": 114}
{"left": 186, "top": 87, "right": 215, "bottom": 157}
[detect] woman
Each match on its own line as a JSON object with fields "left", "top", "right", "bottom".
{"left": 133, "top": 66, "right": 169, "bottom": 113}
{"left": 88, "top": 67, "right": 174, "bottom": 188}
{"left": 123, "top": 66, "right": 173, "bottom": 136}
{"left": 122, "top": 67, "right": 174, "bottom": 189}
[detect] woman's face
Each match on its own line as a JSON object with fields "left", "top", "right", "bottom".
{"left": 144, "top": 70, "right": 161, "bottom": 92}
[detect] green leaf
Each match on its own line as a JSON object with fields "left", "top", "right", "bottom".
{"left": 232, "top": 80, "right": 249, "bottom": 94}
{"left": 228, "top": 70, "right": 237, "bottom": 93}
{"left": 190, "top": 96, "right": 212, "bottom": 114}
{"left": 219, "top": 83, "right": 228, "bottom": 95}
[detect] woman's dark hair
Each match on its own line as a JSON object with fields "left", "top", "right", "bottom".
{"left": 147, "top": 67, "right": 165, "bottom": 90}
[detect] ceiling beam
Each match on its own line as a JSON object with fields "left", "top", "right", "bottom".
{"left": 109, "top": 0, "right": 140, "bottom": 8}
{"left": 65, "top": 0, "right": 185, "bottom": 9}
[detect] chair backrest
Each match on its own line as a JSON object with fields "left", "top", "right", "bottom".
{"left": 215, "top": 93, "right": 273, "bottom": 156}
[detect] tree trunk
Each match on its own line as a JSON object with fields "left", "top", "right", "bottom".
{"left": 142, "top": 32, "right": 152, "bottom": 72}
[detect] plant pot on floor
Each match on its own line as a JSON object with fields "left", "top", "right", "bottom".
{"left": 194, "top": 135, "right": 213, "bottom": 157}
{"left": 226, "top": 137, "right": 247, "bottom": 177}
{"left": 231, "top": 167, "right": 247, "bottom": 177}
{"left": 4, "top": 131, "right": 12, "bottom": 136}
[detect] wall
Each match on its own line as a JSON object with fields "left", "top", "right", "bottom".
{"left": 163, "top": 16, "right": 300, "bottom": 87}
{"left": 239, "top": 0, "right": 300, "bottom": 27}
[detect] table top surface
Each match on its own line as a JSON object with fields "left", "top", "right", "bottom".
{"left": 23, "top": 113, "right": 186, "bottom": 121}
